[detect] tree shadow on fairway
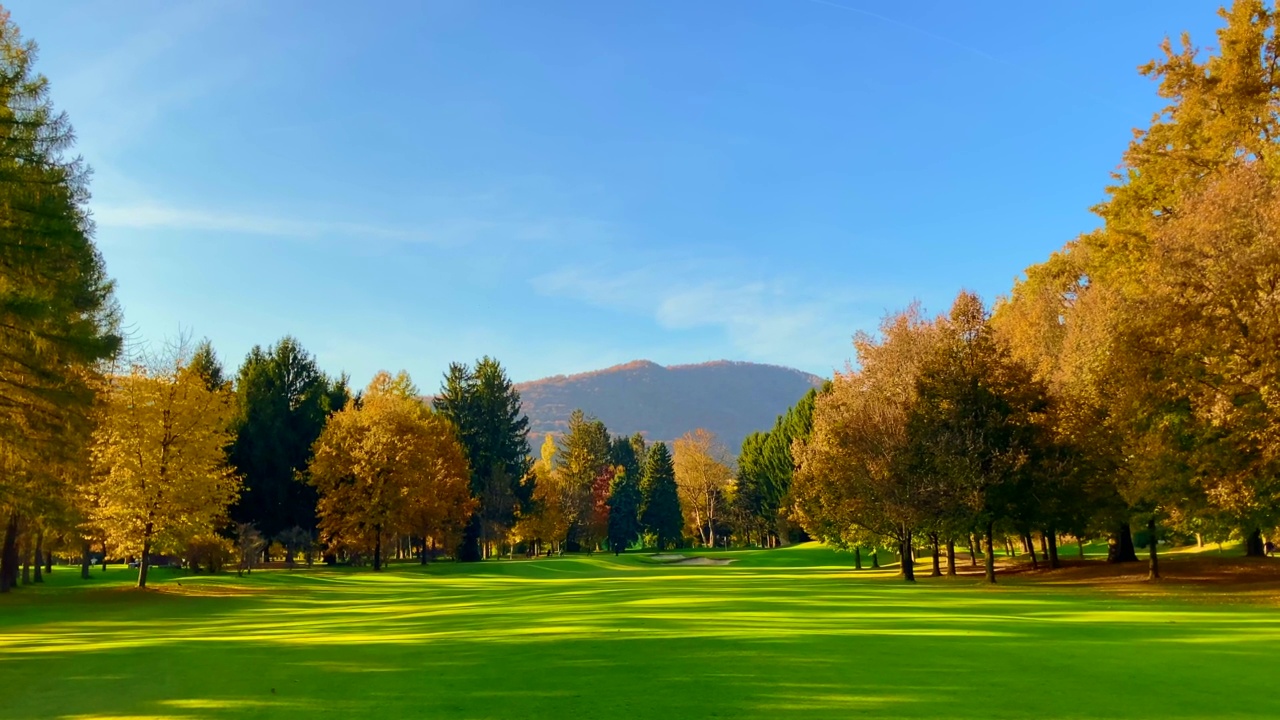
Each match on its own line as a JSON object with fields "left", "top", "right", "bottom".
{"left": 3, "top": 563, "right": 1280, "bottom": 719}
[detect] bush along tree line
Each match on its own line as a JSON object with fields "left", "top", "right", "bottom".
{"left": 9, "top": 3, "right": 1280, "bottom": 590}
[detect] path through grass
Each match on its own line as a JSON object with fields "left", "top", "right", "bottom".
{"left": 2, "top": 544, "right": 1276, "bottom": 719}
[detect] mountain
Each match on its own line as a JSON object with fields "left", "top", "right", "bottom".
{"left": 515, "top": 360, "right": 826, "bottom": 453}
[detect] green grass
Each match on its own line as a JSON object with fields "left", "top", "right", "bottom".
{"left": 2, "top": 544, "right": 1277, "bottom": 719}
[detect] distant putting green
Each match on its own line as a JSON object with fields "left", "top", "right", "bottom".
{"left": 2, "top": 544, "right": 1277, "bottom": 719}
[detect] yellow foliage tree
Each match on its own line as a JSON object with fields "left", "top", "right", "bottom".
{"left": 89, "top": 351, "right": 239, "bottom": 588}
{"left": 526, "top": 434, "right": 571, "bottom": 554}
{"left": 310, "top": 371, "right": 473, "bottom": 570}
{"left": 673, "top": 428, "right": 735, "bottom": 548}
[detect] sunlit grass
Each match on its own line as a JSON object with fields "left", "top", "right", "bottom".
{"left": 2, "top": 544, "right": 1277, "bottom": 719}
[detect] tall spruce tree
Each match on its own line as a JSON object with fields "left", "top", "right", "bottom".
{"left": 229, "top": 337, "right": 347, "bottom": 543}
{"left": 189, "top": 339, "right": 227, "bottom": 391}
{"left": 606, "top": 467, "right": 641, "bottom": 555}
{"left": 640, "top": 442, "right": 682, "bottom": 550}
{"left": 433, "top": 357, "right": 530, "bottom": 561}
{"left": 735, "top": 386, "right": 824, "bottom": 545}
{"left": 609, "top": 434, "right": 642, "bottom": 490}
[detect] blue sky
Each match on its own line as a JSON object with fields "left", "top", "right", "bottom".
{"left": 9, "top": 1, "right": 1222, "bottom": 386}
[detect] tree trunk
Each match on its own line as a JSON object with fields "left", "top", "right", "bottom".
{"left": 1039, "top": 532, "right": 1049, "bottom": 561}
{"left": 81, "top": 540, "right": 92, "bottom": 580}
{"left": 1107, "top": 523, "right": 1139, "bottom": 563}
{"left": 1077, "top": 537, "right": 1085, "bottom": 559}
{"left": 1047, "top": 531, "right": 1060, "bottom": 569}
{"left": 1245, "top": 528, "right": 1265, "bottom": 557}
{"left": 930, "top": 533, "right": 941, "bottom": 577}
{"left": 968, "top": 534, "right": 978, "bottom": 566}
{"left": 21, "top": 550, "right": 30, "bottom": 585}
{"left": 1027, "top": 533, "right": 1039, "bottom": 570}
{"left": 871, "top": 548, "right": 879, "bottom": 569}
{"left": 1148, "top": 517, "right": 1160, "bottom": 580}
{"left": 373, "top": 526, "right": 383, "bottom": 571}
{"left": 984, "top": 522, "right": 996, "bottom": 584}
{"left": 901, "top": 531, "right": 915, "bottom": 582}
{"left": 946, "top": 540, "right": 956, "bottom": 576}
{"left": 854, "top": 546, "right": 862, "bottom": 570}
{"left": 33, "top": 528, "right": 43, "bottom": 583}
{"left": 1, "top": 513, "right": 18, "bottom": 593}
{"left": 1196, "top": 533, "right": 1204, "bottom": 548}
{"left": 138, "top": 533, "right": 153, "bottom": 589}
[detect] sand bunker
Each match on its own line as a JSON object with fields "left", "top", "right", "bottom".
{"left": 649, "top": 554, "right": 735, "bottom": 566}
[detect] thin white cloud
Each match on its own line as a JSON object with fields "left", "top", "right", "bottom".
{"left": 93, "top": 199, "right": 611, "bottom": 250}
{"left": 93, "top": 201, "right": 444, "bottom": 244}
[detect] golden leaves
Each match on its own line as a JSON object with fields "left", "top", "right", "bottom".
{"left": 89, "top": 357, "right": 239, "bottom": 557}
{"left": 310, "top": 371, "right": 472, "bottom": 557}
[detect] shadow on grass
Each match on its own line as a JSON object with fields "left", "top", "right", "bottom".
{"left": 3, "top": 558, "right": 1280, "bottom": 719}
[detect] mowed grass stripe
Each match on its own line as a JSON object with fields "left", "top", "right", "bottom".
{"left": 2, "top": 544, "right": 1277, "bottom": 719}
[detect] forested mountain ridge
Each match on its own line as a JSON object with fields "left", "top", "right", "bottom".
{"left": 515, "top": 360, "right": 826, "bottom": 450}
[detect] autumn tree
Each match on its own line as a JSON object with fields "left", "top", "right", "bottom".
{"left": 89, "top": 345, "right": 240, "bottom": 588}
{"left": 527, "top": 435, "right": 569, "bottom": 554}
{"left": 640, "top": 442, "right": 682, "bottom": 550}
{"left": 1112, "top": 162, "right": 1280, "bottom": 565}
{"left": 992, "top": 247, "right": 1135, "bottom": 563}
{"left": 792, "top": 305, "right": 943, "bottom": 581}
{"left": 0, "top": 12, "right": 121, "bottom": 592}
{"left": 1061, "top": 0, "right": 1280, "bottom": 562}
{"left": 556, "top": 410, "right": 611, "bottom": 549}
{"left": 581, "top": 465, "right": 614, "bottom": 553}
{"left": 674, "top": 429, "right": 735, "bottom": 548}
{"left": 311, "top": 371, "right": 471, "bottom": 571}
{"left": 400, "top": 414, "right": 474, "bottom": 562}
{"left": 907, "top": 292, "right": 1056, "bottom": 583}
{"left": 433, "top": 357, "right": 531, "bottom": 561}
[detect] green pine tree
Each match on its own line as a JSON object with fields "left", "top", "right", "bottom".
{"left": 606, "top": 467, "right": 641, "bottom": 555}
{"left": 609, "top": 434, "right": 642, "bottom": 490}
{"left": 640, "top": 442, "right": 682, "bottom": 551}
{"left": 189, "top": 339, "right": 227, "bottom": 391}
{"left": 229, "top": 337, "right": 347, "bottom": 543}
{"left": 433, "top": 357, "right": 530, "bottom": 561}
{"left": 735, "top": 386, "right": 825, "bottom": 544}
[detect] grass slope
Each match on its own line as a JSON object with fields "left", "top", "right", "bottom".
{"left": 2, "top": 544, "right": 1277, "bottom": 719}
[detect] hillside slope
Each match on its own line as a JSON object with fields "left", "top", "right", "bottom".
{"left": 516, "top": 360, "right": 825, "bottom": 452}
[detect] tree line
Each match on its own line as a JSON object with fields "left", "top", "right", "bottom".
{"left": 5, "top": 2, "right": 1280, "bottom": 590}
{"left": 788, "top": 0, "right": 1280, "bottom": 582}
